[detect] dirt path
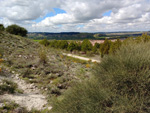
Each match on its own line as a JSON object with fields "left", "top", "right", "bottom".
{"left": 0, "top": 71, "right": 52, "bottom": 111}
{"left": 63, "top": 53, "right": 101, "bottom": 63}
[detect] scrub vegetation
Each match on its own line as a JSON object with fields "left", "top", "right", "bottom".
{"left": 52, "top": 34, "right": 150, "bottom": 113}
{"left": 0, "top": 23, "right": 150, "bottom": 113}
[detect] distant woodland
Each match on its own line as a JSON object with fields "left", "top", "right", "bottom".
{"left": 27, "top": 32, "right": 146, "bottom": 40}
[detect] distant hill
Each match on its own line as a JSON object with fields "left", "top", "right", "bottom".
{"left": 27, "top": 31, "right": 149, "bottom": 40}
{"left": 28, "top": 32, "right": 95, "bottom": 40}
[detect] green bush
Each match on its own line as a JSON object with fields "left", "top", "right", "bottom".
{"left": 52, "top": 79, "right": 112, "bottom": 113}
{"left": 0, "top": 24, "right": 5, "bottom": 31}
{"left": 100, "top": 38, "right": 111, "bottom": 57}
{"left": 38, "top": 47, "right": 48, "bottom": 64}
{"left": 136, "top": 33, "right": 150, "bottom": 42}
{"left": 6, "top": 24, "right": 27, "bottom": 37}
{"left": 52, "top": 40, "right": 150, "bottom": 113}
{"left": 109, "top": 39, "right": 122, "bottom": 54}
{"left": 67, "top": 42, "right": 78, "bottom": 52}
{"left": 0, "top": 79, "right": 18, "bottom": 94}
{"left": 94, "top": 41, "right": 150, "bottom": 112}
{"left": 59, "top": 40, "right": 68, "bottom": 49}
{"left": 0, "top": 101, "right": 28, "bottom": 113}
{"left": 39, "top": 39, "right": 50, "bottom": 46}
{"left": 0, "top": 47, "right": 3, "bottom": 57}
{"left": 81, "top": 39, "right": 93, "bottom": 53}
{"left": 49, "top": 40, "right": 59, "bottom": 48}
{"left": 92, "top": 42, "right": 100, "bottom": 54}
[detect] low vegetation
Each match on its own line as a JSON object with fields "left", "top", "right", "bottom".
{"left": 0, "top": 24, "right": 5, "bottom": 31}
{"left": 0, "top": 100, "right": 50, "bottom": 113}
{"left": 39, "top": 38, "right": 122, "bottom": 57}
{"left": 0, "top": 79, "right": 20, "bottom": 94}
{"left": 6, "top": 24, "right": 28, "bottom": 37}
{"left": 1, "top": 24, "right": 150, "bottom": 112}
{"left": 0, "top": 30, "right": 92, "bottom": 112}
{"left": 52, "top": 35, "right": 150, "bottom": 113}
{"left": 100, "top": 38, "right": 122, "bottom": 57}
{"left": 0, "top": 101, "right": 25, "bottom": 113}
{"left": 0, "top": 24, "right": 27, "bottom": 37}
{"left": 0, "top": 54, "right": 3, "bottom": 72}
{"left": 39, "top": 33, "right": 150, "bottom": 59}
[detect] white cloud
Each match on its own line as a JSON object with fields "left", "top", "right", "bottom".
{"left": 0, "top": 0, "right": 150, "bottom": 32}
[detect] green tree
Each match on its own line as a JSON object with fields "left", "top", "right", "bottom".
{"left": 136, "top": 33, "right": 150, "bottom": 43}
{"left": 6, "top": 24, "right": 27, "bottom": 37}
{"left": 59, "top": 40, "right": 68, "bottom": 49}
{"left": 49, "top": 40, "right": 59, "bottom": 48}
{"left": 100, "top": 39, "right": 111, "bottom": 57}
{"left": 39, "top": 39, "right": 50, "bottom": 46}
{"left": 92, "top": 43, "right": 100, "bottom": 54}
{"left": 67, "top": 42, "right": 77, "bottom": 52}
{"left": 0, "top": 24, "right": 4, "bottom": 31}
{"left": 109, "top": 39, "right": 122, "bottom": 54}
{"left": 81, "top": 39, "right": 93, "bottom": 53}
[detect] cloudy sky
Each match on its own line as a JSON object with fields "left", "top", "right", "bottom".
{"left": 0, "top": 0, "right": 150, "bottom": 32}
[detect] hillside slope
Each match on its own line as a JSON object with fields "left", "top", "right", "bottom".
{"left": 0, "top": 31, "right": 91, "bottom": 112}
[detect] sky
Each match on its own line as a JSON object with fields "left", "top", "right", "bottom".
{"left": 0, "top": 0, "right": 150, "bottom": 32}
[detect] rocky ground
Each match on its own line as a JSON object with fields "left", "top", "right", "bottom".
{"left": 0, "top": 69, "right": 52, "bottom": 111}
{"left": 0, "top": 31, "right": 92, "bottom": 112}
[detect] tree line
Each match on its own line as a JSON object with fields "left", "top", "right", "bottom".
{"left": 0, "top": 24, "right": 27, "bottom": 37}
{"left": 39, "top": 38, "right": 122, "bottom": 57}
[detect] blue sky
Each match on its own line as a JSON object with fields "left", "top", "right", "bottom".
{"left": 103, "top": 10, "right": 112, "bottom": 16}
{"left": 0, "top": 0, "right": 150, "bottom": 32}
{"left": 34, "top": 8, "right": 66, "bottom": 23}
{"left": 34, "top": 9, "right": 112, "bottom": 23}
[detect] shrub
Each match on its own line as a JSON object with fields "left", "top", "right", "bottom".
{"left": 100, "top": 38, "right": 111, "bottom": 57}
{"left": 0, "top": 79, "right": 18, "bottom": 94}
{"left": 49, "top": 40, "right": 59, "bottom": 48}
{"left": 0, "top": 101, "right": 18, "bottom": 111}
{"left": 81, "top": 39, "right": 93, "bottom": 53}
{"left": 94, "top": 41, "right": 150, "bottom": 112}
{"left": 0, "top": 47, "right": 3, "bottom": 57}
{"left": 49, "top": 86, "right": 61, "bottom": 96}
{"left": 21, "top": 68, "right": 32, "bottom": 78}
{"left": 0, "top": 101, "right": 28, "bottom": 113}
{"left": 52, "top": 79, "right": 112, "bottom": 113}
{"left": 67, "top": 42, "right": 77, "bottom": 52}
{"left": 6, "top": 24, "right": 27, "bottom": 37}
{"left": 86, "top": 51, "right": 94, "bottom": 57}
{"left": 52, "top": 40, "right": 150, "bottom": 113}
{"left": 92, "top": 42, "right": 100, "bottom": 54}
{"left": 0, "top": 53, "right": 3, "bottom": 72}
{"left": 38, "top": 47, "right": 47, "bottom": 64}
{"left": 39, "top": 39, "right": 50, "bottom": 46}
{"left": 59, "top": 40, "right": 68, "bottom": 49}
{"left": 0, "top": 24, "right": 5, "bottom": 31}
{"left": 136, "top": 33, "right": 150, "bottom": 42}
{"left": 0, "top": 58, "right": 3, "bottom": 72}
{"left": 109, "top": 39, "right": 122, "bottom": 54}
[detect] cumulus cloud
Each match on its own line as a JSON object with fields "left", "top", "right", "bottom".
{"left": 0, "top": 0, "right": 150, "bottom": 32}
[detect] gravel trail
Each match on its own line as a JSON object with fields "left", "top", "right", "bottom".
{"left": 63, "top": 53, "right": 101, "bottom": 63}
